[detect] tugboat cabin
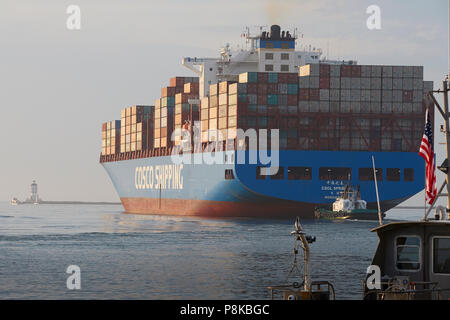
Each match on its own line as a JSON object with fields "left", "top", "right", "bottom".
{"left": 364, "top": 221, "right": 450, "bottom": 300}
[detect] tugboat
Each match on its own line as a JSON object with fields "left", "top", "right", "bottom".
{"left": 314, "top": 174, "right": 383, "bottom": 221}
{"left": 268, "top": 217, "right": 335, "bottom": 300}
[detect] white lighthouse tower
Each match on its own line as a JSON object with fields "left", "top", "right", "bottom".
{"left": 28, "top": 180, "right": 41, "bottom": 204}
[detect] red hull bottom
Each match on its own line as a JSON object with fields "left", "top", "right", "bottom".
{"left": 121, "top": 197, "right": 317, "bottom": 219}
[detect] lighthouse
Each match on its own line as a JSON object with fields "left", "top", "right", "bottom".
{"left": 29, "top": 180, "right": 40, "bottom": 204}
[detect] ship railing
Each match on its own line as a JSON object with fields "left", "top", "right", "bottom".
{"left": 268, "top": 281, "right": 335, "bottom": 300}
{"left": 363, "top": 280, "right": 450, "bottom": 300}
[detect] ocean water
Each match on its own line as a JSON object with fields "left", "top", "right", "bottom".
{"left": 0, "top": 202, "right": 421, "bottom": 300}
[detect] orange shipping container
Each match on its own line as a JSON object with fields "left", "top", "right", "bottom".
{"left": 209, "top": 107, "right": 218, "bottom": 118}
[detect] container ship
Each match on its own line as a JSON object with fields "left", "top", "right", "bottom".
{"left": 100, "top": 25, "right": 434, "bottom": 219}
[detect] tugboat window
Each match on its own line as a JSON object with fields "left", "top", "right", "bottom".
{"left": 319, "top": 167, "right": 351, "bottom": 181}
{"left": 433, "top": 238, "right": 450, "bottom": 274}
{"left": 288, "top": 167, "right": 312, "bottom": 180}
{"left": 358, "top": 168, "right": 383, "bottom": 181}
{"left": 396, "top": 236, "right": 421, "bottom": 271}
{"left": 387, "top": 168, "right": 401, "bottom": 181}
{"left": 404, "top": 168, "right": 414, "bottom": 182}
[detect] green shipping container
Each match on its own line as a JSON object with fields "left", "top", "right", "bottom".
{"left": 268, "top": 94, "right": 278, "bottom": 105}
{"left": 287, "top": 84, "right": 298, "bottom": 95}
{"left": 248, "top": 105, "right": 257, "bottom": 113}
{"left": 268, "top": 73, "right": 278, "bottom": 83}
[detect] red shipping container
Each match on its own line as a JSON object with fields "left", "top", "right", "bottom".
{"left": 278, "top": 73, "right": 288, "bottom": 83}
{"left": 403, "top": 90, "right": 413, "bottom": 103}
{"left": 319, "top": 77, "right": 330, "bottom": 89}
{"left": 258, "top": 72, "right": 268, "bottom": 83}
{"left": 170, "top": 77, "right": 186, "bottom": 87}
{"left": 299, "top": 89, "right": 310, "bottom": 101}
{"left": 351, "top": 65, "right": 361, "bottom": 77}
{"left": 268, "top": 108, "right": 279, "bottom": 117}
{"left": 341, "top": 65, "right": 352, "bottom": 77}
{"left": 268, "top": 84, "right": 278, "bottom": 94}
{"left": 287, "top": 94, "right": 298, "bottom": 105}
{"left": 102, "top": 123, "right": 107, "bottom": 131}
{"left": 279, "top": 118, "right": 288, "bottom": 128}
{"left": 288, "top": 138, "right": 298, "bottom": 149}
{"left": 286, "top": 73, "right": 298, "bottom": 84}
{"left": 319, "top": 64, "right": 330, "bottom": 77}
{"left": 161, "top": 86, "right": 176, "bottom": 97}
{"left": 237, "top": 102, "right": 248, "bottom": 115}
{"left": 258, "top": 84, "right": 268, "bottom": 95}
{"left": 247, "top": 83, "right": 257, "bottom": 94}
{"left": 288, "top": 118, "right": 297, "bottom": 127}
{"left": 258, "top": 95, "right": 268, "bottom": 104}
{"left": 309, "top": 89, "right": 320, "bottom": 101}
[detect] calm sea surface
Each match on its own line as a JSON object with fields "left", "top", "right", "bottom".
{"left": 0, "top": 202, "right": 422, "bottom": 300}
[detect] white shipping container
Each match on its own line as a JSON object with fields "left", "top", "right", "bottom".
{"left": 341, "top": 77, "right": 352, "bottom": 89}
{"left": 393, "top": 78, "right": 402, "bottom": 90}
{"left": 413, "top": 66, "right": 424, "bottom": 79}
{"left": 310, "top": 101, "right": 319, "bottom": 112}
{"left": 382, "top": 90, "right": 393, "bottom": 102}
{"left": 370, "top": 90, "right": 381, "bottom": 102}
{"left": 320, "top": 101, "right": 330, "bottom": 112}
{"left": 309, "top": 76, "right": 319, "bottom": 88}
{"left": 361, "top": 65, "right": 371, "bottom": 77}
{"left": 371, "top": 103, "right": 381, "bottom": 113}
{"left": 320, "top": 89, "right": 329, "bottom": 101}
{"left": 393, "top": 103, "right": 402, "bottom": 113}
{"left": 360, "top": 78, "right": 371, "bottom": 89}
{"left": 361, "top": 102, "right": 370, "bottom": 113}
{"left": 330, "top": 77, "right": 340, "bottom": 89}
{"left": 330, "top": 65, "right": 341, "bottom": 77}
{"left": 370, "top": 78, "right": 381, "bottom": 89}
{"left": 393, "top": 66, "right": 403, "bottom": 78}
{"left": 382, "top": 102, "right": 392, "bottom": 113}
{"left": 371, "top": 66, "right": 382, "bottom": 77}
{"left": 403, "top": 66, "right": 413, "bottom": 78}
{"left": 402, "top": 103, "right": 413, "bottom": 113}
{"left": 299, "top": 101, "right": 309, "bottom": 112}
{"left": 330, "top": 89, "right": 340, "bottom": 101}
{"left": 393, "top": 90, "right": 403, "bottom": 102}
{"left": 382, "top": 66, "right": 393, "bottom": 77}
{"left": 413, "top": 79, "right": 423, "bottom": 90}
{"left": 413, "top": 90, "right": 423, "bottom": 103}
{"left": 382, "top": 78, "right": 393, "bottom": 90}
{"left": 340, "top": 103, "right": 350, "bottom": 112}
{"left": 403, "top": 78, "right": 413, "bottom": 90}
{"left": 298, "top": 77, "right": 310, "bottom": 88}
{"left": 413, "top": 103, "right": 422, "bottom": 113}
{"left": 341, "top": 89, "right": 351, "bottom": 101}
{"left": 330, "top": 102, "right": 340, "bottom": 112}
{"left": 351, "top": 89, "right": 360, "bottom": 101}
{"left": 351, "top": 102, "right": 360, "bottom": 113}
{"left": 351, "top": 78, "right": 361, "bottom": 89}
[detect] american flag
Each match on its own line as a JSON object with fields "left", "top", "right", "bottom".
{"left": 418, "top": 110, "right": 437, "bottom": 205}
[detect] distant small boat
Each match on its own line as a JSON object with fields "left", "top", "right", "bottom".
{"left": 10, "top": 198, "right": 20, "bottom": 205}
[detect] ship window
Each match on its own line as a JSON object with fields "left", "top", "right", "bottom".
{"left": 265, "top": 53, "right": 274, "bottom": 60}
{"left": 265, "top": 64, "right": 274, "bottom": 72}
{"left": 319, "top": 167, "right": 351, "bottom": 181}
{"left": 387, "top": 168, "right": 401, "bottom": 181}
{"left": 256, "top": 166, "right": 267, "bottom": 180}
{"left": 288, "top": 167, "right": 312, "bottom": 180}
{"left": 359, "top": 168, "right": 383, "bottom": 181}
{"left": 225, "top": 169, "right": 234, "bottom": 180}
{"left": 396, "top": 236, "right": 421, "bottom": 271}
{"left": 281, "top": 53, "right": 289, "bottom": 60}
{"left": 280, "top": 65, "right": 289, "bottom": 72}
{"left": 270, "top": 167, "right": 285, "bottom": 180}
{"left": 404, "top": 168, "right": 414, "bottom": 182}
{"left": 433, "top": 238, "right": 450, "bottom": 274}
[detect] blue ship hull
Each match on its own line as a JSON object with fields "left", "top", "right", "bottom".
{"left": 102, "top": 150, "right": 424, "bottom": 219}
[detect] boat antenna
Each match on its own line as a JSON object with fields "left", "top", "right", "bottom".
{"left": 372, "top": 156, "right": 383, "bottom": 226}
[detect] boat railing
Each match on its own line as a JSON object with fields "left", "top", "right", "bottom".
{"left": 363, "top": 280, "right": 450, "bottom": 300}
{"left": 268, "top": 281, "right": 335, "bottom": 300}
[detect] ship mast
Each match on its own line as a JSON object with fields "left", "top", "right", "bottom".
{"left": 423, "top": 0, "right": 450, "bottom": 220}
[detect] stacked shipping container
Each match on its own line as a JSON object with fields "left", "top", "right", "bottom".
{"left": 101, "top": 120, "right": 121, "bottom": 155}
{"left": 173, "top": 82, "right": 200, "bottom": 146}
{"left": 101, "top": 64, "right": 434, "bottom": 162}
{"left": 155, "top": 77, "right": 199, "bottom": 149}
{"left": 120, "top": 106, "right": 153, "bottom": 153}
{"left": 298, "top": 64, "right": 432, "bottom": 152}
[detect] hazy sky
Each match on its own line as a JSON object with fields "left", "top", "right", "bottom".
{"left": 1, "top": 0, "right": 448, "bottom": 204}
